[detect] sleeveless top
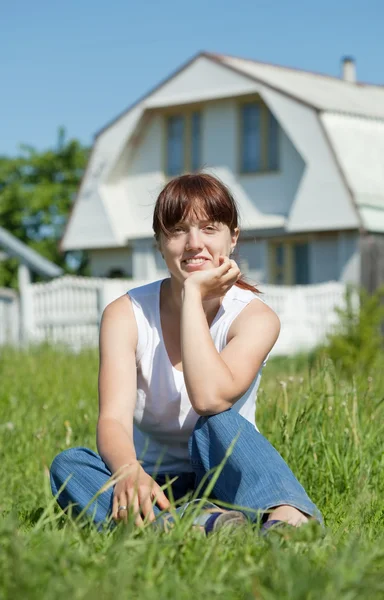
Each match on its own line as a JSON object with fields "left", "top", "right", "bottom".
{"left": 128, "top": 279, "right": 267, "bottom": 475}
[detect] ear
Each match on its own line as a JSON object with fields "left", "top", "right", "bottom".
{"left": 231, "top": 227, "right": 240, "bottom": 251}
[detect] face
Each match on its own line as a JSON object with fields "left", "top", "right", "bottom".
{"left": 159, "top": 216, "right": 239, "bottom": 282}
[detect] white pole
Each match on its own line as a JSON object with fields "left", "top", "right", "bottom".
{"left": 18, "top": 263, "right": 34, "bottom": 345}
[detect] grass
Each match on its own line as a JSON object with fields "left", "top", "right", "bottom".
{"left": 0, "top": 344, "right": 383, "bottom": 599}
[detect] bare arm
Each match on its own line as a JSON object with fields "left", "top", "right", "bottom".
{"left": 97, "top": 294, "right": 138, "bottom": 472}
{"left": 97, "top": 294, "right": 170, "bottom": 524}
{"left": 181, "top": 259, "right": 280, "bottom": 416}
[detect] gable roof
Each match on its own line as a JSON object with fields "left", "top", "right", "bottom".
{"left": 209, "top": 53, "right": 384, "bottom": 119}
{"left": 0, "top": 226, "right": 63, "bottom": 278}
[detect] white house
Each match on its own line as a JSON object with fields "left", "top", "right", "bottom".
{"left": 61, "top": 52, "right": 384, "bottom": 288}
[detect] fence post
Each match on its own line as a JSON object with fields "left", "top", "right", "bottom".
{"left": 18, "top": 263, "right": 34, "bottom": 345}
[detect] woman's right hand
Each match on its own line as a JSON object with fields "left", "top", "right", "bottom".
{"left": 112, "top": 460, "right": 170, "bottom": 526}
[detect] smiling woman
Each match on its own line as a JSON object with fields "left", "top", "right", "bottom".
{"left": 50, "top": 172, "right": 323, "bottom": 534}
{"left": 152, "top": 173, "right": 260, "bottom": 292}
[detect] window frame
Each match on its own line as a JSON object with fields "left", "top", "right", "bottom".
{"left": 238, "top": 96, "right": 280, "bottom": 175}
{"left": 163, "top": 107, "right": 202, "bottom": 176}
{"left": 268, "top": 236, "right": 311, "bottom": 285}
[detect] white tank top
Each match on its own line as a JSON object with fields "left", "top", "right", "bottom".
{"left": 128, "top": 279, "right": 266, "bottom": 475}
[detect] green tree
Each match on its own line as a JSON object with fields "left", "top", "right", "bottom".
{"left": 0, "top": 128, "right": 89, "bottom": 288}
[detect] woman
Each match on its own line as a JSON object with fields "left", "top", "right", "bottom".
{"left": 50, "top": 173, "right": 322, "bottom": 533}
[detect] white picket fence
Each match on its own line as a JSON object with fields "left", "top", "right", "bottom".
{"left": 0, "top": 288, "right": 20, "bottom": 346}
{"left": 0, "top": 275, "right": 349, "bottom": 355}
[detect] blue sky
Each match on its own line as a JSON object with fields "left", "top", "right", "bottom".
{"left": 2, "top": 0, "right": 383, "bottom": 155}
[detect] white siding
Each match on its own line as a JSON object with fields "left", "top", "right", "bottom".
{"left": 339, "top": 232, "right": 360, "bottom": 284}
{"left": 61, "top": 105, "right": 145, "bottom": 251}
{"left": 146, "top": 55, "right": 258, "bottom": 108}
{"left": 203, "top": 99, "right": 304, "bottom": 224}
{"left": 237, "top": 238, "right": 267, "bottom": 283}
{"left": 89, "top": 248, "right": 133, "bottom": 278}
{"left": 239, "top": 129, "right": 305, "bottom": 218}
{"left": 309, "top": 232, "right": 360, "bottom": 284}
{"left": 310, "top": 236, "right": 339, "bottom": 283}
{"left": 102, "top": 114, "right": 165, "bottom": 242}
{"left": 262, "top": 88, "right": 360, "bottom": 232}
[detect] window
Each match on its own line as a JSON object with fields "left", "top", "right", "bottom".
{"left": 240, "top": 101, "right": 279, "bottom": 173}
{"left": 293, "top": 243, "right": 309, "bottom": 285}
{"left": 165, "top": 111, "right": 202, "bottom": 176}
{"left": 269, "top": 240, "right": 310, "bottom": 285}
{"left": 166, "top": 116, "right": 185, "bottom": 176}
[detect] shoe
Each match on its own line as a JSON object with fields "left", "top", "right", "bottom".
{"left": 203, "top": 510, "right": 247, "bottom": 534}
{"left": 184, "top": 501, "right": 247, "bottom": 534}
{"left": 155, "top": 501, "right": 247, "bottom": 535}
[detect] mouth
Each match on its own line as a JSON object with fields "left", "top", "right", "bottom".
{"left": 183, "top": 258, "right": 208, "bottom": 265}
{"left": 182, "top": 257, "right": 210, "bottom": 269}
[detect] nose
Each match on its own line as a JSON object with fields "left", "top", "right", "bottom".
{"left": 185, "top": 227, "right": 204, "bottom": 251}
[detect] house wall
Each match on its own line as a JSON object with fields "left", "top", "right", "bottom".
{"left": 237, "top": 231, "right": 360, "bottom": 287}
{"left": 88, "top": 231, "right": 360, "bottom": 286}
{"left": 89, "top": 248, "right": 133, "bottom": 278}
{"left": 203, "top": 100, "right": 305, "bottom": 218}
{"left": 88, "top": 244, "right": 170, "bottom": 280}
{"left": 310, "top": 231, "right": 360, "bottom": 284}
{"left": 236, "top": 238, "right": 268, "bottom": 284}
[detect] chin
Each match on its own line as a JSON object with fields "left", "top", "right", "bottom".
{"left": 183, "top": 261, "right": 212, "bottom": 273}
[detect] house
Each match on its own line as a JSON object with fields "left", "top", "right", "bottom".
{"left": 60, "top": 52, "right": 384, "bottom": 288}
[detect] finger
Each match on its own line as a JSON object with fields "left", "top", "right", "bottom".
{"left": 221, "top": 263, "right": 241, "bottom": 283}
{"left": 116, "top": 492, "right": 129, "bottom": 523}
{"left": 130, "top": 491, "right": 144, "bottom": 528}
{"left": 216, "top": 256, "right": 231, "bottom": 273}
{"left": 153, "top": 485, "right": 171, "bottom": 511}
{"left": 140, "top": 491, "right": 156, "bottom": 523}
{"left": 112, "top": 494, "right": 119, "bottom": 521}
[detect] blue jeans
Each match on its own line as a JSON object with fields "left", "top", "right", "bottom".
{"left": 50, "top": 409, "right": 323, "bottom": 525}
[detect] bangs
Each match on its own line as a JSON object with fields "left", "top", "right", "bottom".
{"left": 153, "top": 174, "right": 238, "bottom": 238}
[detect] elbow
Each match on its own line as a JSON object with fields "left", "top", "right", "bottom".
{"left": 193, "top": 406, "right": 215, "bottom": 417}
{"left": 191, "top": 396, "right": 230, "bottom": 417}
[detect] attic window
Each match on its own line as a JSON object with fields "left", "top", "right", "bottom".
{"left": 165, "top": 111, "right": 202, "bottom": 176}
{"left": 240, "top": 101, "right": 279, "bottom": 173}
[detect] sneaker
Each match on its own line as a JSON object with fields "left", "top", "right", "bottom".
{"left": 155, "top": 500, "right": 247, "bottom": 534}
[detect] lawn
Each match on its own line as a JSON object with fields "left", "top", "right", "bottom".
{"left": 0, "top": 345, "right": 383, "bottom": 599}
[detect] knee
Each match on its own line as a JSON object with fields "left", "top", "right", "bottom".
{"left": 50, "top": 447, "right": 86, "bottom": 481}
{"left": 191, "top": 409, "right": 248, "bottom": 448}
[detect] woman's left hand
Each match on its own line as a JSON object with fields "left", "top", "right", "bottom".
{"left": 184, "top": 256, "right": 241, "bottom": 300}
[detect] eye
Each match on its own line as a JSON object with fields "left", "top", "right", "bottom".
{"left": 170, "top": 226, "right": 185, "bottom": 235}
{"left": 203, "top": 225, "right": 217, "bottom": 232}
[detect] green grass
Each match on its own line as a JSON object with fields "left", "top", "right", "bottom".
{"left": 0, "top": 345, "right": 383, "bottom": 599}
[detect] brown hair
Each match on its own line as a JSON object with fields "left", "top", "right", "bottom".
{"left": 153, "top": 173, "right": 260, "bottom": 294}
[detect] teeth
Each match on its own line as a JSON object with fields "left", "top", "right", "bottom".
{"left": 185, "top": 258, "right": 205, "bottom": 264}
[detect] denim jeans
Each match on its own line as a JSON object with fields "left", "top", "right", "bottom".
{"left": 50, "top": 409, "right": 323, "bottom": 525}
